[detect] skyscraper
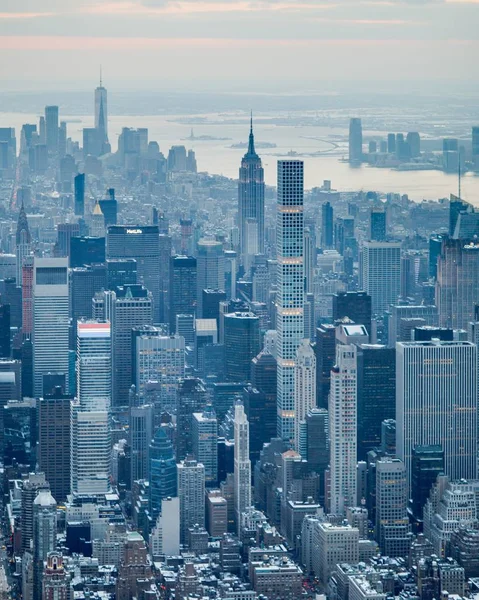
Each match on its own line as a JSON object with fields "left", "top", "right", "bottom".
{"left": 74, "top": 174, "right": 85, "bottom": 216}
{"left": 177, "top": 457, "right": 206, "bottom": 545}
{"left": 238, "top": 116, "right": 265, "bottom": 269}
{"left": 321, "top": 202, "right": 334, "bottom": 249}
{"left": 192, "top": 405, "right": 218, "bottom": 485}
{"left": 32, "top": 258, "right": 69, "bottom": 397}
{"left": 436, "top": 238, "right": 479, "bottom": 330}
{"left": 315, "top": 324, "right": 336, "bottom": 410}
{"left": 95, "top": 73, "right": 108, "bottom": 147}
{"left": 472, "top": 126, "right": 479, "bottom": 170}
{"left": 410, "top": 445, "right": 445, "bottom": 529}
{"left": 329, "top": 344, "right": 357, "bottom": 516}
{"left": 349, "top": 118, "right": 363, "bottom": 163}
{"left": 375, "top": 458, "right": 411, "bottom": 557}
{"left": 45, "top": 105, "right": 59, "bottom": 153}
{"left": 370, "top": 206, "right": 387, "bottom": 241}
{"left": 133, "top": 328, "right": 185, "bottom": 404}
{"left": 196, "top": 239, "right": 225, "bottom": 318}
{"left": 332, "top": 291, "right": 372, "bottom": 337}
{"left": 76, "top": 320, "right": 111, "bottom": 411}
{"left": 224, "top": 312, "right": 261, "bottom": 382}
{"left": 107, "top": 226, "right": 161, "bottom": 321}
{"left": 71, "top": 320, "right": 112, "bottom": 497}
{"left": 360, "top": 241, "right": 401, "bottom": 315}
{"left": 396, "top": 340, "right": 477, "bottom": 494}
{"left": 33, "top": 490, "right": 57, "bottom": 600}
{"left": 149, "top": 427, "right": 177, "bottom": 523}
{"left": 356, "top": 344, "right": 396, "bottom": 461}
{"left": 15, "top": 200, "right": 31, "bottom": 286}
{"left": 169, "top": 255, "right": 197, "bottom": 332}
{"left": 294, "top": 339, "right": 316, "bottom": 455}
{"left": 38, "top": 387, "right": 72, "bottom": 502}
{"left": 276, "top": 160, "right": 304, "bottom": 440}
{"left": 93, "top": 285, "right": 153, "bottom": 407}
{"left": 234, "top": 401, "right": 251, "bottom": 534}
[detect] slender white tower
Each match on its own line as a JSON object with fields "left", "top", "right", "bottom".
{"left": 294, "top": 339, "right": 316, "bottom": 454}
{"left": 276, "top": 160, "right": 304, "bottom": 441}
{"left": 234, "top": 401, "right": 251, "bottom": 535}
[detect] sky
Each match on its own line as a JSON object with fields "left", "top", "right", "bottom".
{"left": 0, "top": 0, "right": 478, "bottom": 91}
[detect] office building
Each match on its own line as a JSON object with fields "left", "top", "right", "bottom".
{"left": 76, "top": 320, "right": 111, "bottom": 411}
{"left": 349, "top": 118, "right": 363, "bottom": 163}
{"left": 45, "top": 105, "right": 59, "bottom": 153}
{"left": 0, "top": 304, "right": 10, "bottom": 358}
{"left": 107, "top": 225, "right": 161, "bottom": 320}
{"left": 360, "top": 241, "right": 401, "bottom": 315}
{"left": 70, "top": 405, "right": 111, "bottom": 496}
{"left": 149, "top": 427, "right": 177, "bottom": 522}
{"left": 238, "top": 116, "right": 265, "bottom": 266}
{"left": 234, "top": 402, "right": 252, "bottom": 534}
{"left": 134, "top": 329, "right": 185, "bottom": 407}
{"left": 306, "top": 408, "right": 329, "bottom": 502}
{"left": 276, "top": 160, "right": 304, "bottom": 440}
{"left": 74, "top": 173, "right": 85, "bottom": 216}
{"left": 224, "top": 312, "right": 260, "bottom": 382}
{"left": 130, "top": 399, "right": 153, "bottom": 485}
{"left": 70, "top": 236, "right": 105, "bottom": 268}
{"left": 356, "top": 344, "right": 395, "bottom": 460}
{"left": 21, "top": 472, "right": 51, "bottom": 555}
{"left": 70, "top": 263, "right": 107, "bottom": 329}
{"left": 436, "top": 238, "right": 479, "bottom": 330}
{"left": 176, "top": 377, "right": 208, "bottom": 460}
{"left": 329, "top": 344, "right": 357, "bottom": 516}
{"left": 370, "top": 207, "right": 387, "bottom": 241}
{"left": 192, "top": 405, "right": 218, "bottom": 485}
{"left": 15, "top": 200, "right": 31, "bottom": 286}
{"left": 313, "top": 520, "right": 359, "bottom": 584}
{"left": 93, "top": 285, "right": 153, "bottom": 407}
{"left": 243, "top": 385, "right": 275, "bottom": 467}
{"left": 32, "top": 258, "right": 69, "bottom": 397}
{"left": 333, "top": 291, "right": 372, "bottom": 337}
{"left": 375, "top": 458, "right": 411, "bottom": 557}
{"left": 196, "top": 239, "right": 225, "bottom": 317}
{"left": 169, "top": 255, "right": 197, "bottom": 332}
{"left": 321, "top": 201, "right": 334, "bottom": 249}
{"left": 294, "top": 339, "right": 316, "bottom": 454}
{"left": 396, "top": 341, "right": 477, "bottom": 493}
{"left": 410, "top": 445, "right": 445, "bottom": 529}
{"left": 206, "top": 491, "right": 228, "bottom": 538}
{"left": 33, "top": 490, "right": 57, "bottom": 600}
{"left": 315, "top": 324, "right": 336, "bottom": 409}
{"left": 177, "top": 457, "right": 206, "bottom": 545}
{"left": 116, "top": 533, "right": 159, "bottom": 600}
{"left": 38, "top": 387, "right": 72, "bottom": 502}
{"left": 106, "top": 258, "right": 137, "bottom": 289}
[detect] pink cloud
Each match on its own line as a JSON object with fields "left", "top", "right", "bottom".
{"left": 0, "top": 12, "right": 55, "bottom": 19}
{"left": 0, "top": 36, "right": 477, "bottom": 50}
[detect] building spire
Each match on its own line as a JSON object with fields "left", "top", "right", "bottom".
{"left": 247, "top": 110, "right": 256, "bottom": 156}
{"left": 100, "top": 64, "right": 103, "bottom": 88}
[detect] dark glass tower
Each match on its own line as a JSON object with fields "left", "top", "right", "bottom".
{"left": 224, "top": 312, "right": 261, "bottom": 382}
{"left": 314, "top": 324, "right": 336, "bottom": 410}
{"left": 149, "top": 427, "right": 177, "bottom": 522}
{"left": 238, "top": 116, "right": 265, "bottom": 265}
{"left": 169, "top": 256, "right": 197, "bottom": 333}
{"left": 357, "top": 344, "right": 396, "bottom": 461}
{"left": 74, "top": 173, "right": 85, "bottom": 216}
{"left": 410, "top": 445, "right": 444, "bottom": 531}
{"left": 333, "top": 291, "right": 372, "bottom": 336}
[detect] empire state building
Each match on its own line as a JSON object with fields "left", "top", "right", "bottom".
{"left": 238, "top": 116, "right": 265, "bottom": 271}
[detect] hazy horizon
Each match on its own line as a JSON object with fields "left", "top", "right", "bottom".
{"left": 1, "top": 0, "right": 478, "bottom": 90}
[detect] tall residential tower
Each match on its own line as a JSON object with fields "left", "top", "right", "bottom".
{"left": 276, "top": 160, "right": 304, "bottom": 440}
